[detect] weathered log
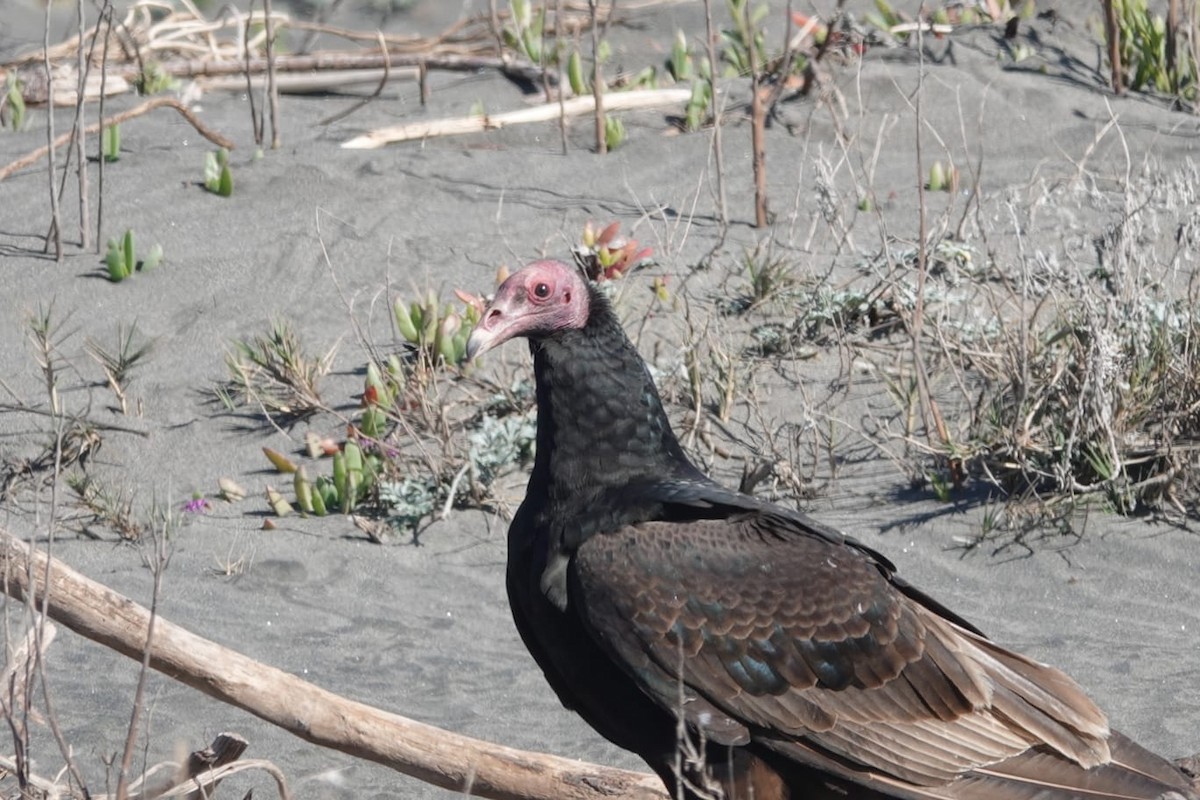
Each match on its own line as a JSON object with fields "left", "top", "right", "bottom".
{"left": 0, "top": 529, "right": 667, "bottom": 800}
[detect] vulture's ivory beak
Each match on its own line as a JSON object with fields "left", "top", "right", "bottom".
{"left": 465, "top": 326, "right": 494, "bottom": 361}
{"left": 464, "top": 294, "right": 515, "bottom": 360}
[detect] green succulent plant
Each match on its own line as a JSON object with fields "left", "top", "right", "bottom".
{"left": 105, "top": 230, "right": 163, "bottom": 282}
{"left": 204, "top": 149, "right": 234, "bottom": 197}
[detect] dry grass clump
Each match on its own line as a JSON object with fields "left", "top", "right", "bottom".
{"left": 679, "top": 153, "right": 1200, "bottom": 547}
{"left": 236, "top": 280, "right": 540, "bottom": 541}
{"left": 216, "top": 318, "right": 336, "bottom": 426}
{"left": 842, "top": 161, "right": 1200, "bottom": 538}
{"left": 966, "top": 272, "right": 1200, "bottom": 516}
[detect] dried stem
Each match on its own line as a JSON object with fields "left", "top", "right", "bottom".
{"left": 115, "top": 515, "right": 170, "bottom": 800}
{"left": 702, "top": 0, "right": 728, "bottom": 239}
{"left": 43, "top": 0, "right": 63, "bottom": 261}
{"left": 245, "top": 0, "right": 263, "bottom": 146}
{"left": 745, "top": 1, "right": 767, "bottom": 227}
{"left": 1104, "top": 0, "right": 1123, "bottom": 94}
{"left": 1166, "top": 0, "right": 1179, "bottom": 95}
{"left": 589, "top": 0, "right": 606, "bottom": 154}
{"left": 263, "top": 0, "right": 281, "bottom": 149}
{"left": 910, "top": 16, "right": 953, "bottom": 469}
{"left": 1, "top": 97, "right": 235, "bottom": 183}
{"left": 96, "top": 2, "right": 113, "bottom": 254}
{"left": 317, "top": 31, "right": 391, "bottom": 126}
{"left": 488, "top": 0, "right": 505, "bottom": 57}
{"left": 74, "top": 0, "right": 90, "bottom": 250}
{"left": 556, "top": 0, "right": 568, "bottom": 155}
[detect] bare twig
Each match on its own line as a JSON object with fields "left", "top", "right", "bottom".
{"left": 263, "top": 0, "right": 280, "bottom": 148}
{"left": 589, "top": 0, "right": 606, "bottom": 154}
{"left": 910, "top": 17, "right": 954, "bottom": 471}
{"left": 43, "top": 0, "right": 63, "bottom": 261}
{"left": 702, "top": 0, "right": 728, "bottom": 242}
{"left": 1, "top": 97, "right": 235, "bottom": 183}
{"left": 0, "top": 618, "right": 57, "bottom": 794}
{"left": 115, "top": 513, "right": 171, "bottom": 800}
{"left": 745, "top": 0, "right": 767, "bottom": 227}
{"left": 0, "top": 753, "right": 63, "bottom": 799}
{"left": 488, "top": 0, "right": 506, "bottom": 57}
{"left": 1103, "top": 0, "right": 1123, "bottom": 93}
{"left": 74, "top": 0, "right": 90, "bottom": 250}
{"left": 318, "top": 31, "right": 391, "bottom": 126}
{"left": 13, "top": 53, "right": 549, "bottom": 105}
{"left": 244, "top": 0, "right": 262, "bottom": 146}
{"left": 96, "top": 2, "right": 114, "bottom": 254}
{"left": 556, "top": 0, "right": 568, "bottom": 155}
{"left": 1166, "top": 0, "right": 1180, "bottom": 96}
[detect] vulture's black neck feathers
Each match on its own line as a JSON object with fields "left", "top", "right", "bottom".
{"left": 525, "top": 283, "right": 706, "bottom": 546}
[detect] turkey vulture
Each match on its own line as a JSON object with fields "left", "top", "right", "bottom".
{"left": 465, "top": 259, "right": 1197, "bottom": 800}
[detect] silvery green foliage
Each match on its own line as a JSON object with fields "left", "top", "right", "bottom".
{"left": 469, "top": 411, "right": 537, "bottom": 484}
{"left": 379, "top": 478, "right": 438, "bottom": 531}
{"left": 378, "top": 402, "right": 536, "bottom": 534}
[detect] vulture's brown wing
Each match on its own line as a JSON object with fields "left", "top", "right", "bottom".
{"left": 571, "top": 512, "right": 1113, "bottom": 788}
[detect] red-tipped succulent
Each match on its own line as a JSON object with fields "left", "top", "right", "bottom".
{"left": 572, "top": 221, "right": 653, "bottom": 282}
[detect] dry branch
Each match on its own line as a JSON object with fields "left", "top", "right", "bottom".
{"left": 4, "top": 53, "right": 550, "bottom": 107}
{"left": 0, "top": 97, "right": 233, "bottom": 183}
{"left": 0, "top": 528, "right": 667, "bottom": 800}
{"left": 1, "top": 619, "right": 56, "bottom": 732}
{"left": 117, "top": 731, "right": 263, "bottom": 800}
{"left": 341, "top": 86, "right": 691, "bottom": 149}
{"left": 1103, "top": 0, "right": 1123, "bottom": 94}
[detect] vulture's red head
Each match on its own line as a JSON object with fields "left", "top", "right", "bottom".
{"left": 466, "top": 260, "right": 590, "bottom": 359}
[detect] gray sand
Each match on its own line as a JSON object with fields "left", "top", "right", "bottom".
{"left": 1, "top": 1, "right": 1198, "bottom": 797}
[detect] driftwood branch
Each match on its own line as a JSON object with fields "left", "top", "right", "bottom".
{"left": 0, "top": 528, "right": 667, "bottom": 800}
{"left": 5, "top": 53, "right": 550, "bottom": 107}
{"left": 342, "top": 86, "right": 691, "bottom": 149}
{"left": 0, "top": 97, "right": 234, "bottom": 183}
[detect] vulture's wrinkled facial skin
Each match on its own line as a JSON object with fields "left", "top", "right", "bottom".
{"left": 465, "top": 260, "right": 590, "bottom": 359}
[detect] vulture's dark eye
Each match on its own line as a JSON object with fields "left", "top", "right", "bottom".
{"left": 534, "top": 283, "right": 551, "bottom": 299}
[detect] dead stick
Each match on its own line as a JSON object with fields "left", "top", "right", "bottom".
{"left": 911, "top": 17, "right": 955, "bottom": 468}
{"left": 1104, "top": 0, "right": 1123, "bottom": 94}
{"left": 244, "top": 0, "right": 262, "bottom": 146}
{"left": 1166, "top": 0, "right": 1179, "bottom": 96}
{"left": 488, "top": 0, "right": 506, "bottom": 57}
{"left": 554, "top": 0, "right": 568, "bottom": 155}
{"left": 263, "top": 0, "right": 280, "bottom": 149}
{"left": 556, "top": 0, "right": 568, "bottom": 155}
{"left": 745, "top": 0, "right": 767, "bottom": 227}
{"left": 96, "top": 3, "right": 113, "bottom": 253}
{"left": 588, "top": 0, "right": 606, "bottom": 154}
{"left": 317, "top": 31, "right": 390, "bottom": 127}
{"left": 0, "top": 97, "right": 233, "bottom": 183}
{"left": 0, "top": 528, "right": 667, "bottom": 800}
{"left": 341, "top": 87, "right": 689, "bottom": 149}
{"left": 702, "top": 0, "right": 728, "bottom": 236}
{"left": 74, "top": 0, "right": 90, "bottom": 249}
{"left": 43, "top": 0, "right": 63, "bottom": 261}
{"left": 14, "top": 53, "right": 551, "bottom": 107}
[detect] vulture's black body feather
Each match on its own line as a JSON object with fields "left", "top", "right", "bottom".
{"left": 474, "top": 265, "right": 1196, "bottom": 800}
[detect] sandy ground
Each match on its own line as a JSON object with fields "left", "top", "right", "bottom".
{"left": 1, "top": 0, "right": 1199, "bottom": 798}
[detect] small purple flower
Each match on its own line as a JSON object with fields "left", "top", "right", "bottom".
{"left": 183, "top": 497, "right": 211, "bottom": 514}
